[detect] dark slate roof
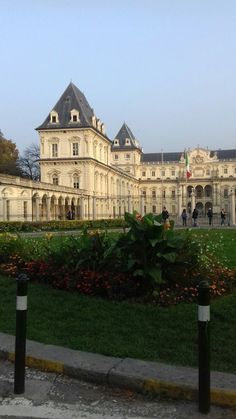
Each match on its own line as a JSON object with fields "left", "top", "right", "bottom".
{"left": 36, "top": 83, "right": 98, "bottom": 131}
{"left": 210, "top": 149, "right": 236, "bottom": 159}
{"left": 142, "top": 149, "right": 236, "bottom": 163}
{"left": 141, "top": 152, "right": 183, "bottom": 163}
{"left": 111, "top": 123, "right": 142, "bottom": 151}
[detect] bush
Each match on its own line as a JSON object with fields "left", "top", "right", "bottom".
{"left": 0, "top": 218, "right": 127, "bottom": 233}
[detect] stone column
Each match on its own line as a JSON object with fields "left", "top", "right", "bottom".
{"left": 213, "top": 183, "right": 218, "bottom": 206}
{"left": 46, "top": 196, "right": 51, "bottom": 221}
{"left": 88, "top": 196, "right": 92, "bottom": 220}
{"left": 80, "top": 196, "right": 84, "bottom": 219}
{"left": 229, "top": 190, "right": 235, "bottom": 225}
{"left": 128, "top": 194, "right": 131, "bottom": 213}
{"left": 177, "top": 187, "right": 182, "bottom": 216}
{"left": 140, "top": 195, "right": 145, "bottom": 216}
{"left": 191, "top": 188, "right": 196, "bottom": 212}
{"left": 54, "top": 198, "right": 58, "bottom": 220}
{"left": 35, "top": 196, "right": 40, "bottom": 221}
{"left": 93, "top": 196, "right": 96, "bottom": 220}
{"left": 60, "top": 197, "right": 65, "bottom": 219}
{"left": 2, "top": 197, "right": 7, "bottom": 221}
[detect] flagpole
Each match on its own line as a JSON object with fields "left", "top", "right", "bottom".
{"left": 161, "top": 148, "right": 163, "bottom": 211}
{"left": 184, "top": 149, "right": 187, "bottom": 212}
{"left": 184, "top": 149, "right": 190, "bottom": 218}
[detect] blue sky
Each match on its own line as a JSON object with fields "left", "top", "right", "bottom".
{"left": 1, "top": 0, "right": 236, "bottom": 154}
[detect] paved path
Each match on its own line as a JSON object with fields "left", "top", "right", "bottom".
{"left": 0, "top": 359, "right": 236, "bottom": 418}
{"left": 0, "top": 332, "right": 236, "bottom": 414}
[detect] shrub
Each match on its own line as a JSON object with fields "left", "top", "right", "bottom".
{"left": 105, "top": 212, "right": 185, "bottom": 294}
{"left": 0, "top": 218, "right": 127, "bottom": 233}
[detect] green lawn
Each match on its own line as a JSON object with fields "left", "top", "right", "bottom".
{"left": 20, "top": 228, "right": 236, "bottom": 268}
{"left": 1, "top": 274, "right": 236, "bottom": 374}
{"left": 184, "top": 228, "right": 236, "bottom": 268}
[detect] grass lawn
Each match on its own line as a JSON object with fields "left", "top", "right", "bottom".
{"left": 1, "top": 274, "right": 236, "bottom": 374}
{"left": 184, "top": 228, "right": 236, "bottom": 268}
{"left": 18, "top": 228, "right": 236, "bottom": 268}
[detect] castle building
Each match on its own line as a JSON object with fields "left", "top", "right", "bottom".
{"left": 0, "top": 82, "right": 235, "bottom": 224}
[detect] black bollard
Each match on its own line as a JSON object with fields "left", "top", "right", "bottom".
{"left": 14, "top": 274, "right": 29, "bottom": 394}
{"left": 198, "top": 280, "right": 210, "bottom": 414}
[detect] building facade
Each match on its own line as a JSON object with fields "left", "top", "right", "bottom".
{"left": 0, "top": 82, "right": 236, "bottom": 224}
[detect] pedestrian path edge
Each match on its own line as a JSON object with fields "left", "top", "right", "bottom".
{"left": 0, "top": 332, "right": 236, "bottom": 408}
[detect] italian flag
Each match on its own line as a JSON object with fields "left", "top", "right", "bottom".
{"left": 184, "top": 151, "right": 191, "bottom": 178}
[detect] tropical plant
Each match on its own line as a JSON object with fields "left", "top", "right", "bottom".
{"left": 104, "top": 212, "right": 185, "bottom": 294}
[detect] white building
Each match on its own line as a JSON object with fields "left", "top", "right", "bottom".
{"left": 0, "top": 82, "right": 236, "bottom": 224}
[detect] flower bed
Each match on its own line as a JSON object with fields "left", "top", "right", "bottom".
{"left": 1, "top": 212, "right": 236, "bottom": 306}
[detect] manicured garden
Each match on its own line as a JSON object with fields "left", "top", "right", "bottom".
{"left": 0, "top": 274, "right": 236, "bottom": 374}
{"left": 0, "top": 212, "right": 236, "bottom": 373}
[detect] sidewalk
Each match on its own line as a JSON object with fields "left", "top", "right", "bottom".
{"left": 0, "top": 332, "right": 236, "bottom": 409}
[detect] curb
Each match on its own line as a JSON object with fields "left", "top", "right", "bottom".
{"left": 1, "top": 332, "right": 236, "bottom": 408}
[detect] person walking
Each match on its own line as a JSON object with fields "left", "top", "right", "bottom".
{"left": 207, "top": 207, "right": 213, "bottom": 226}
{"left": 162, "top": 206, "right": 169, "bottom": 223}
{"left": 181, "top": 209, "right": 187, "bottom": 226}
{"left": 192, "top": 207, "right": 198, "bottom": 227}
{"left": 220, "top": 209, "right": 226, "bottom": 226}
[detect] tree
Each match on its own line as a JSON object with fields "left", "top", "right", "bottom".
{"left": 0, "top": 130, "right": 20, "bottom": 175}
{"left": 18, "top": 143, "right": 40, "bottom": 181}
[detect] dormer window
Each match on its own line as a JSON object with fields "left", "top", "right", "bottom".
{"left": 114, "top": 139, "right": 119, "bottom": 146}
{"left": 70, "top": 109, "right": 80, "bottom": 123}
{"left": 50, "top": 111, "right": 59, "bottom": 124}
{"left": 125, "top": 138, "right": 130, "bottom": 145}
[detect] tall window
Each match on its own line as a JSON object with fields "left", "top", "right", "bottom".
{"left": 52, "top": 176, "right": 58, "bottom": 185}
{"left": 52, "top": 143, "right": 58, "bottom": 157}
{"left": 73, "top": 176, "right": 80, "bottom": 189}
{"left": 152, "top": 190, "right": 156, "bottom": 199}
{"left": 72, "top": 142, "right": 79, "bottom": 156}
{"left": 172, "top": 190, "right": 176, "bottom": 199}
